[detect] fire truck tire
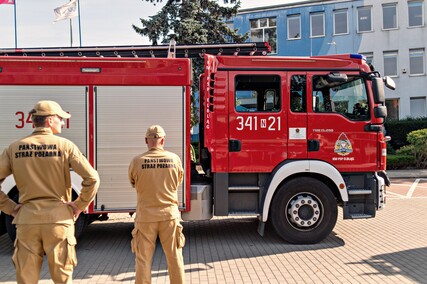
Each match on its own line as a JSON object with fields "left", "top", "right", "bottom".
{"left": 74, "top": 214, "right": 88, "bottom": 239}
{"left": 5, "top": 193, "right": 18, "bottom": 242}
{"left": 5, "top": 214, "right": 16, "bottom": 242}
{"left": 270, "top": 177, "right": 338, "bottom": 244}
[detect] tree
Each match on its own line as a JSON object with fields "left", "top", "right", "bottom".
{"left": 133, "top": 0, "right": 248, "bottom": 127}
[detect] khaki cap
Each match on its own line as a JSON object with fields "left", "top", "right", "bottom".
{"left": 29, "top": 100, "right": 71, "bottom": 119}
{"left": 146, "top": 125, "right": 166, "bottom": 138}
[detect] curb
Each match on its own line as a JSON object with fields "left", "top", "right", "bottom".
{"left": 387, "top": 169, "right": 427, "bottom": 178}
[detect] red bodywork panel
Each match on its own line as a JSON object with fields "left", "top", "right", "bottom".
{"left": 0, "top": 56, "right": 192, "bottom": 213}
{"left": 0, "top": 56, "right": 191, "bottom": 86}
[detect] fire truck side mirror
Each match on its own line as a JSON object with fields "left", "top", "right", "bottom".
{"left": 372, "top": 77, "right": 385, "bottom": 104}
{"left": 383, "top": 76, "right": 396, "bottom": 91}
{"left": 374, "top": 105, "right": 387, "bottom": 119}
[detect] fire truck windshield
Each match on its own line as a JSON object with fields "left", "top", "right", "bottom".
{"left": 312, "top": 75, "right": 369, "bottom": 120}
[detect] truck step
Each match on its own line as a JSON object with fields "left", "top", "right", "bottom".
{"left": 228, "top": 186, "right": 260, "bottom": 191}
{"left": 349, "top": 213, "right": 373, "bottom": 219}
{"left": 348, "top": 188, "right": 372, "bottom": 195}
{"left": 228, "top": 211, "right": 259, "bottom": 216}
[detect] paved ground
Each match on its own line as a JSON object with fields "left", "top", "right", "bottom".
{"left": 1, "top": 176, "right": 426, "bottom": 283}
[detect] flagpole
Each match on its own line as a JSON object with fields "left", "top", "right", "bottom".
{"left": 68, "top": 0, "right": 74, "bottom": 47}
{"left": 77, "top": 0, "right": 81, "bottom": 47}
{"left": 13, "top": 0, "right": 17, "bottom": 48}
{"left": 53, "top": 0, "right": 78, "bottom": 46}
{"left": 70, "top": 18, "right": 73, "bottom": 47}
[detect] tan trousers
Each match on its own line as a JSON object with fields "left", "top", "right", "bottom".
{"left": 13, "top": 223, "right": 77, "bottom": 284}
{"left": 132, "top": 219, "right": 185, "bottom": 284}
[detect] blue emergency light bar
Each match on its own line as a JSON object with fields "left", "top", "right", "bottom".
{"left": 350, "top": 54, "right": 366, "bottom": 61}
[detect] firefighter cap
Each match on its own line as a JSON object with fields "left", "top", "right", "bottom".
{"left": 146, "top": 125, "right": 166, "bottom": 139}
{"left": 29, "top": 100, "right": 71, "bottom": 119}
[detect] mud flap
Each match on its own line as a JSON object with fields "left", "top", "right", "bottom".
{"left": 378, "top": 171, "right": 391, "bottom": 186}
{"left": 257, "top": 220, "right": 265, "bottom": 237}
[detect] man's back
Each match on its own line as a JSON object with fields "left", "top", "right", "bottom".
{"left": 129, "top": 147, "right": 183, "bottom": 222}
{"left": 7, "top": 126, "right": 98, "bottom": 225}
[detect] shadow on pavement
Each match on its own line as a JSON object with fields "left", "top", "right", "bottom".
{"left": 349, "top": 247, "right": 427, "bottom": 283}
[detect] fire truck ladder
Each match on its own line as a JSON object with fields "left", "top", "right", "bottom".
{"left": 0, "top": 40, "right": 270, "bottom": 58}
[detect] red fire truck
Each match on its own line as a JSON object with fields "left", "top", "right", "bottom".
{"left": 0, "top": 42, "right": 394, "bottom": 244}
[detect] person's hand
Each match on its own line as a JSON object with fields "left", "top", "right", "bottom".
{"left": 64, "top": 201, "right": 82, "bottom": 221}
{"left": 11, "top": 204, "right": 22, "bottom": 218}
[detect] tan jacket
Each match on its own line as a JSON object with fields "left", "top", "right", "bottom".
{"left": 0, "top": 127, "right": 99, "bottom": 225}
{"left": 128, "top": 147, "right": 183, "bottom": 222}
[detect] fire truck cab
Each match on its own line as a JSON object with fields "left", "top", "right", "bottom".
{"left": 196, "top": 53, "right": 394, "bottom": 243}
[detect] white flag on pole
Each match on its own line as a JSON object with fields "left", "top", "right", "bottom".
{"left": 54, "top": 0, "right": 78, "bottom": 22}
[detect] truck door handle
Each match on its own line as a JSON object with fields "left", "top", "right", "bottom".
{"left": 308, "top": 139, "right": 320, "bottom": 152}
{"left": 229, "top": 139, "right": 241, "bottom": 152}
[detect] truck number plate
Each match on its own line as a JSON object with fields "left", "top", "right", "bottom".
{"left": 236, "top": 116, "right": 281, "bottom": 131}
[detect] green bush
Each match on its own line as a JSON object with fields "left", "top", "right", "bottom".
{"left": 387, "top": 154, "right": 416, "bottom": 170}
{"left": 396, "top": 145, "right": 414, "bottom": 156}
{"left": 406, "top": 129, "right": 427, "bottom": 168}
{"left": 385, "top": 117, "right": 427, "bottom": 150}
{"left": 389, "top": 128, "right": 427, "bottom": 169}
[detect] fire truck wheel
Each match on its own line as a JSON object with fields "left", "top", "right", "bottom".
{"left": 5, "top": 193, "right": 18, "bottom": 242}
{"left": 271, "top": 177, "right": 338, "bottom": 244}
{"left": 75, "top": 214, "right": 88, "bottom": 239}
{"left": 5, "top": 214, "right": 16, "bottom": 242}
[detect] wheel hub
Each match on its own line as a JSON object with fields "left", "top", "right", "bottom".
{"left": 288, "top": 195, "right": 321, "bottom": 227}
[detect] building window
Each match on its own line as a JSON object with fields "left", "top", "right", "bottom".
{"left": 383, "top": 3, "right": 398, "bottom": 30}
{"left": 383, "top": 51, "right": 398, "bottom": 77}
{"left": 334, "top": 9, "right": 348, "bottom": 35}
{"left": 225, "top": 22, "right": 234, "bottom": 43}
{"left": 357, "top": 6, "right": 373, "bottom": 32}
{"left": 409, "top": 48, "right": 425, "bottom": 75}
{"left": 288, "top": 14, "right": 301, "bottom": 40}
{"left": 310, "top": 12, "right": 325, "bottom": 38}
{"left": 408, "top": 0, "right": 424, "bottom": 27}
{"left": 385, "top": 99, "right": 400, "bottom": 120}
{"left": 250, "top": 18, "right": 277, "bottom": 54}
{"left": 410, "top": 97, "right": 427, "bottom": 117}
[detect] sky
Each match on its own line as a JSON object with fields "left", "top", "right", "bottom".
{"left": 0, "top": 0, "right": 302, "bottom": 49}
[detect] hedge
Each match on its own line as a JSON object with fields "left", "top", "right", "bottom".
{"left": 385, "top": 117, "right": 427, "bottom": 150}
{"left": 387, "top": 154, "right": 416, "bottom": 170}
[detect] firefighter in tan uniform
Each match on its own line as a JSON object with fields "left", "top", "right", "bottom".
{"left": 128, "top": 125, "right": 185, "bottom": 284}
{"left": 0, "top": 100, "right": 100, "bottom": 284}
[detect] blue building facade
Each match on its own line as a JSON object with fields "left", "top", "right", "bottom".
{"left": 233, "top": 0, "right": 364, "bottom": 56}
{"left": 231, "top": 0, "right": 427, "bottom": 119}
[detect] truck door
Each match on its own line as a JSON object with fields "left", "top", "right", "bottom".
{"left": 307, "top": 72, "right": 378, "bottom": 172}
{"left": 287, "top": 73, "right": 308, "bottom": 159}
{"left": 228, "top": 72, "right": 287, "bottom": 173}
